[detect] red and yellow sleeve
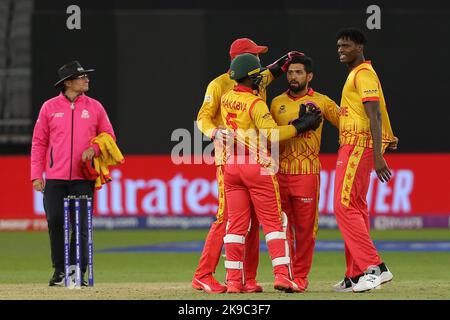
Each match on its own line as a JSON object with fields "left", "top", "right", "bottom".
{"left": 355, "top": 69, "right": 380, "bottom": 103}
{"left": 196, "top": 81, "right": 222, "bottom": 138}
{"left": 323, "top": 95, "right": 340, "bottom": 128}
{"left": 251, "top": 100, "right": 297, "bottom": 142}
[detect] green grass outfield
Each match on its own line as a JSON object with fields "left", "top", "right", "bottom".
{"left": 0, "top": 229, "right": 449, "bottom": 299}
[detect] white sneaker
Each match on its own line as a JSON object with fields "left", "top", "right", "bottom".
{"left": 380, "top": 267, "right": 393, "bottom": 284}
{"left": 333, "top": 277, "right": 355, "bottom": 292}
{"left": 352, "top": 266, "right": 382, "bottom": 293}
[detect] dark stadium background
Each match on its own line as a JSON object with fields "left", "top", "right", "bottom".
{"left": 1, "top": 0, "right": 446, "bottom": 155}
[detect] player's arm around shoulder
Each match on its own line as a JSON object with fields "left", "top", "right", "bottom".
{"left": 252, "top": 100, "right": 296, "bottom": 142}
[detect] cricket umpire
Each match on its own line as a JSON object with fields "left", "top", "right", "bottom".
{"left": 30, "top": 61, "right": 116, "bottom": 286}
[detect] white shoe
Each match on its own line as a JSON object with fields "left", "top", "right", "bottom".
{"left": 352, "top": 273, "right": 381, "bottom": 292}
{"left": 380, "top": 267, "right": 393, "bottom": 284}
{"left": 352, "top": 266, "right": 382, "bottom": 293}
{"left": 333, "top": 277, "right": 355, "bottom": 292}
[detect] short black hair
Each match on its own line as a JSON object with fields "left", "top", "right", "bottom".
{"left": 288, "top": 55, "right": 314, "bottom": 73}
{"left": 336, "top": 27, "right": 367, "bottom": 45}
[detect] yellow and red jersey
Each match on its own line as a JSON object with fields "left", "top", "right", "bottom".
{"left": 270, "top": 88, "right": 339, "bottom": 174}
{"left": 339, "top": 61, "right": 394, "bottom": 150}
{"left": 197, "top": 70, "right": 273, "bottom": 139}
{"left": 220, "top": 85, "right": 297, "bottom": 167}
{"left": 197, "top": 69, "right": 273, "bottom": 165}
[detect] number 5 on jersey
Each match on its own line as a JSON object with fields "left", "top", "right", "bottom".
{"left": 226, "top": 112, "right": 238, "bottom": 130}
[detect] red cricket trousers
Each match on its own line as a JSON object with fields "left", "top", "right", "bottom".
{"left": 193, "top": 166, "right": 260, "bottom": 280}
{"left": 277, "top": 173, "right": 319, "bottom": 280}
{"left": 223, "top": 158, "right": 290, "bottom": 283}
{"left": 334, "top": 145, "right": 382, "bottom": 278}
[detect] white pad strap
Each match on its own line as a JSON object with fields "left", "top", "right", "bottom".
{"left": 272, "top": 256, "right": 290, "bottom": 267}
{"left": 225, "top": 260, "right": 243, "bottom": 270}
{"left": 281, "top": 211, "right": 288, "bottom": 229}
{"left": 265, "top": 231, "right": 286, "bottom": 242}
{"left": 224, "top": 234, "right": 245, "bottom": 244}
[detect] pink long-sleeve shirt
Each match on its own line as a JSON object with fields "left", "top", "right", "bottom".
{"left": 31, "top": 93, "right": 116, "bottom": 181}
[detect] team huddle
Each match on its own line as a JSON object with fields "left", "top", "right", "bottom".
{"left": 193, "top": 28, "right": 398, "bottom": 294}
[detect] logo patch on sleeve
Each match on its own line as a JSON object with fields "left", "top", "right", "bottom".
{"left": 262, "top": 113, "right": 272, "bottom": 119}
{"left": 363, "top": 89, "right": 378, "bottom": 95}
{"left": 51, "top": 112, "right": 64, "bottom": 118}
{"left": 204, "top": 95, "right": 212, "bottom": 103}
{"left": 81, "top": 109, "right": 90, "bottom": 119}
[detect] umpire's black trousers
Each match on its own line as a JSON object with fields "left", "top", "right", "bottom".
{"left": 43, "top": 179, "right": 94, "bottom": 274}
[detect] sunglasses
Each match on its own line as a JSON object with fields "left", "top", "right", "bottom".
{"left": 71, "top": 74, "right": 89, "bottom": 80}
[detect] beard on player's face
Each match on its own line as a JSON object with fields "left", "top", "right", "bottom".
{"left": 289, "top": 80, "right": 307, "bottom": 93}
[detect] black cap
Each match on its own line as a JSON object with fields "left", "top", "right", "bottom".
{"left": 54, "top": 60, "right": 94, "bottom": 88}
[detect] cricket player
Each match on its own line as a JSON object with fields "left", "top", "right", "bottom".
{"left": 221, "top": 53, "right": 322, "bottom": 293}
{"left": 270, "top": 54, "right": 339, "bottom": 292}
{"left": 333, "top": 28, "right": 398, "bottom": 293}
{"left": 193, "top": 38, "right": 301, "bottom": 293}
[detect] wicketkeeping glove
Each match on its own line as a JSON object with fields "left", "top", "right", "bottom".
{"left": 281, "top": 51, "right": 305, "bottom": 72}
{"left": 266, "top": 54, "right": 288, "bottom": 78}
{"left": 266, "top": 51, "right": 305, "bottom": 78}
{"left": 291, "top": 107, "right": 322, "bottom": 134}
{"left": 297, "top": 102, "right": 319, "bottom": 118}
